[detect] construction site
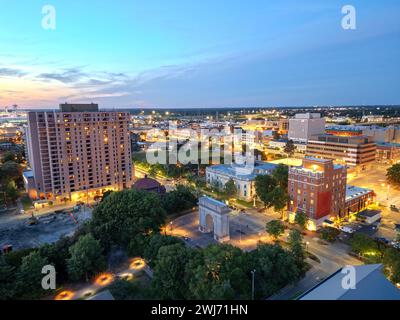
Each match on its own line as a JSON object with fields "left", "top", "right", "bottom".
{"left": 0, "top": 207, "right": 92, "bottom": 251}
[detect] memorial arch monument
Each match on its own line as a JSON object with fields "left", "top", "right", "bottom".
{"left": 198, "top": 196, "right": 230, "bottom": 243}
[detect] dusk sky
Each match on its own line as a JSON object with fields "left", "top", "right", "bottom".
{"left": 0, "top": 0, "right": 400, "bottom": 109}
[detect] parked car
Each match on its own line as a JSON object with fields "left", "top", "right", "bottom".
{"left": 375, "top": 237, "right": 390, "bottom": 245}
{"left": 339, "top": 226, "right": 355, "bottom": 234}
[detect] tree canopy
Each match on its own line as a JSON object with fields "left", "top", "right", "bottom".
{"left": 67, "top": 234, "right": 106, "bottom": 282}
{"left": 224, "top": 179, "right": 237, "bottom": 198}
{"left": 90, "top": 189, "right": 166, "bottom": 247}
{"left": 387, "top": 164, "right": 400, "bottom": 187}
{"left": 284, "top": 140, "right": 296, "bottom": 156}
{"left": 255, "top": 174, "right": 277, "bottom": 208}
{"left": 266, "top": 220, "right": 285, "bottom": 240}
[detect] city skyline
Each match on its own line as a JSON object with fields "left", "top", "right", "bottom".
{"left": 1, "top": 0, "right": 400, "bottom": 109}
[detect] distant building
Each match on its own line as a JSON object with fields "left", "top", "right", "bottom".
{"left": 376, "top": 142, "right": 400, "bottom": 164}
{"left": 206, "top": 161, "right": 277, "bottom": 201}
{"left": 299, "top": 264, "right": 400, "bottom": 300}
{"left": 25, "top": 104, "right": 134, "bottom": 201}
{"left": 327, "top": 124, "right": 400, "bottom": 143}
{"left": 287, "top": 157, "right": 347, "bottom": 230}
{"left": 288, "top": 113, "right": 325, "bottom": 143}
{"left": 306, "top": 134, "right": 376, "bottom": 172}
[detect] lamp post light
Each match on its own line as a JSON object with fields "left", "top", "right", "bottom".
{"left": 251, "top": 269, "right": 256, "bottom": 300}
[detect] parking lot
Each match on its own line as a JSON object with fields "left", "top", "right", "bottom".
{"left": 0, "top": 207, "right": 92, "bottom": 251}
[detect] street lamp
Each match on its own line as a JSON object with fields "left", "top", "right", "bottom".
{"left": 251, "top": 269, "right": 256, "bottom": 300}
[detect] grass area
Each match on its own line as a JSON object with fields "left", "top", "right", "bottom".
{"left": 233, "top": 199, "right": 254, "bottom": 208}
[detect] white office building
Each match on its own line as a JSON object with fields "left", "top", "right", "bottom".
{"left": 206, "top": 161, "right": 277, "bottom": 201}
{"left": 288, "top": 113, "right": 326, "bottom": 143}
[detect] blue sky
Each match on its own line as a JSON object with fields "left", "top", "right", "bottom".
{"left": 0, "top": 0, "right": 399, "bottom": 108}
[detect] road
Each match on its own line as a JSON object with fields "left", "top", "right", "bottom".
{"left": 170, "top": 207, "right": 362, "bottom": 299}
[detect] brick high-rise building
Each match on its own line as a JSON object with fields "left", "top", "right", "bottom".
{"left": 287, "top": 157, "right": 347, "bottom": 230}
{"left": 24, "top": 103, "right": 134, "bottom": 201}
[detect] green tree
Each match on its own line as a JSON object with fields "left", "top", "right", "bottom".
{"left": 16, "top": 251, "right": 49, "bottom": 299}
{"left": 127, "top": 233, "right": 149, "bottom": 257}
{"left": 223, "top": 179, "right": 237, "bottom": 198}
{"left": 143, "top": 234, "right": 184, "bottom": 265}
{"left": 162, "top": 185, "right": 197, "bottom": 215}
{"left": 0, "top": 257, "right": 16, "bottom": 300}
{"left": 39, "top": 237, "right": 74, "bottom": 283}
{"left": 255, "top": 174, "right": 277, "bottom": 208}
{"left": 284, "top": 140, "right": 296, "bottom": 157}
{"left": 0, "top": 161, "right": 22, "bottom": 183}
{"left": 152, "top": 243, "right": 189, "bottom": 299}
{"left": 350, "top": 233, "right": 380, "bottom": 257}
{"left": 67, "top": 234, "right": 106, "bottom": 282}
{"left": 101, "top": 190, "right": 113, "bottom": 202}
{"left": 387, "top": 164, "right": 400, "bottom": 187}
{"left": 288, "top": 229, "right": 306, "bottom": 274}
{"left": 266, "top": 220, "right": 285, "bottom": 240}
{"left": 186, "top": 244, "right": 250, "bottom": 300}
{"left": 270, "top": 186, "right": 288, "bottom": 219}
{"left": 272, "top": 164, "right": 289, "bottom": 190}
{"left": 1, "top": 151, "right": 16, "bottom": 163}
{"left": 383, "top": 248, "right": 400, "bottom": 284}
{"left": 5, "top": 180, "right": 18, "bottom": 204}
{"left": 249, "top": 243, "right": 302, "bottom": 298}
{"left": 91, "top": 189, "right": 166, "bottom": 248}
{"left": 319, "top": 227, "right": 340, "bottom": 242}
{"left": 294, "top": 211, "right": 308, "bottom": 229}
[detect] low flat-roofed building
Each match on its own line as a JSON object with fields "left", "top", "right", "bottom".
{"left": 345, "top": 185, "right": 374, "bottom": 215}
{"left": 299, "top": 264, "right": 400, "bottom": 300}
{"left": 357, "top": 209, "right": 382, "bottom": 225}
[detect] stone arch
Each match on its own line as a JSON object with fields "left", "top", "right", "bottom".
{"left": 198, "top": 196, "right": 230, "bottom": 243}
{"left": 205, "top": 214, "right": 214, "bottom": 233}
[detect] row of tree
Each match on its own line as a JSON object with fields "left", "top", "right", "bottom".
{"left": 119, "top": 232, "right": 307, "bottom": 300}
{"left": 0, "top": 150, "right": 24, "bottom": 206}
{"left": 0, "top": 186, "right": 197, "bottom": 300}
{"left": 350, "top": 233, "right": 400, "bottom": 284}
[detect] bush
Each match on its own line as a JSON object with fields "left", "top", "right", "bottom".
{"left": 319, "top": 227, "right": 340, "bottom": 242}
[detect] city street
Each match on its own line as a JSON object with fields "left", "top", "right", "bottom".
{"left": 170, "top": 207, "right": 361, "bottom": 299}
{"left": 348, "top": 165, "right": 400, "bottom": 241}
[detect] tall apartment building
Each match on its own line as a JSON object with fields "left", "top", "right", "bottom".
{"left": 288, "top": 113, "right": 325, "bottom": 143}
{"left": 306, "top": 134, "right": 376, "bottom": 171}
{"left": 24, "top": 103, "right": 134, "bottom": 201}
{"left": 287, "top": 157, "right": 347, "bottom": 230}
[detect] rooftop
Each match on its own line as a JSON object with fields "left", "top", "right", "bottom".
{"left": 345, "top": 185, "right": 373, "bottom": 202}
{"left": 199, "top": 196, "right": 228, "bottom": 208}
{"left": 299, "top": 264, "right": 400, "bottom": 300}
{"left": 207, "top": 161, "right": 277, "bottom": 181}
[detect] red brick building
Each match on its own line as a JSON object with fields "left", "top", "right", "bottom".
{"left": 287, "top": 157, "right": 347, "bottom": 230}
